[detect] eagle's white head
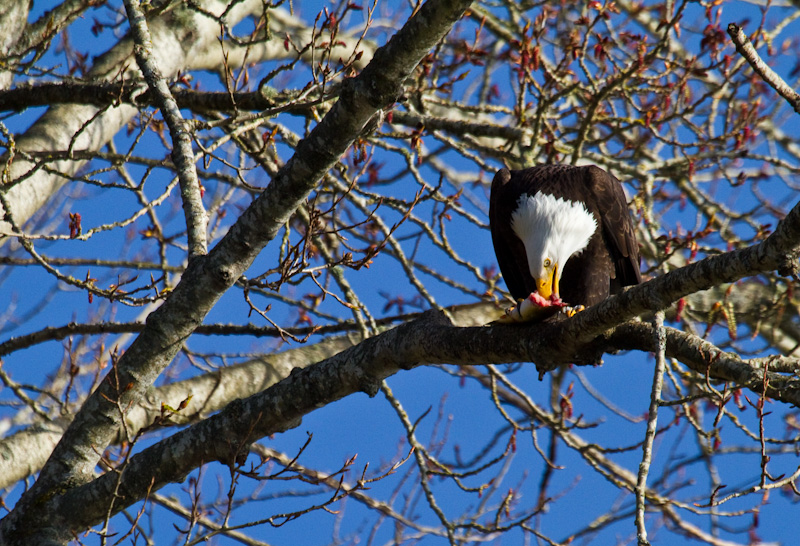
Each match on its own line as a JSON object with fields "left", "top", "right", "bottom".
{"left": 510, "top": 192, "right": 597, "bottom": 299}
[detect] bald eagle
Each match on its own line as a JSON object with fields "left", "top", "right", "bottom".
{"left": 490, "top": 164, "right": 641, "bottom": 319}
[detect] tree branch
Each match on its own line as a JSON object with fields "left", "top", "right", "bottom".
{"left": 0, "top": 83, "right": 316, "bottom": 113}
{"left": 123, "top": 0, "right": 208, "bottom": 258}
{"left": 25, "top": 300, "right": 800, "bottom": 536}
{"left": 635, "top": 311, "right": 666, "bottom": 546}
{"left": 727, "top": 23, "right": 800, "bottom": 115}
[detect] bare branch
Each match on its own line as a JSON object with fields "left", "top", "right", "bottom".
{"left": 727, "top": 23, "right": 800, "bottom": 114}
{"left": 123, "top": 0, "right": 208, "bottom": 257}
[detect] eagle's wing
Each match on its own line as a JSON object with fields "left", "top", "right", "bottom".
{"left": 490, "top": 168, "right": 536, "bottom": 300}
{"left": 585, "top": 166, "right": 642, "bottom": 286}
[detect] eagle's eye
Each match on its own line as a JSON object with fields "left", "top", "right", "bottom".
{"left": 543, "top": 258, "right": 552, "bottom": 268}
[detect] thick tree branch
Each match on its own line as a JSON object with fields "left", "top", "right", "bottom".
{"left": 26, "top": 300, "right": 800, "bottom": 535}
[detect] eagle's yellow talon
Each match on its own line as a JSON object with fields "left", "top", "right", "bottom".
{"left": 496, "top": 299, "right": 528, "bottom": 323}
{"left": 564, "top": 305, "right": 585, "bottom": 317}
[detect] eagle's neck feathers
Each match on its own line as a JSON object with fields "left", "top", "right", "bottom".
{"left": 510, "top": 192, "right": 597, "bottom": 280}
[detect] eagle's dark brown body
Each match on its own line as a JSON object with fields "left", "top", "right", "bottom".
{"left": 490, "top": 164, "right": 641, "bottom": 307}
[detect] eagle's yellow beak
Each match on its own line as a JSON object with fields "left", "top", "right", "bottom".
{"left": 536, "top": 263, "right": 559, "bottom": 300}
